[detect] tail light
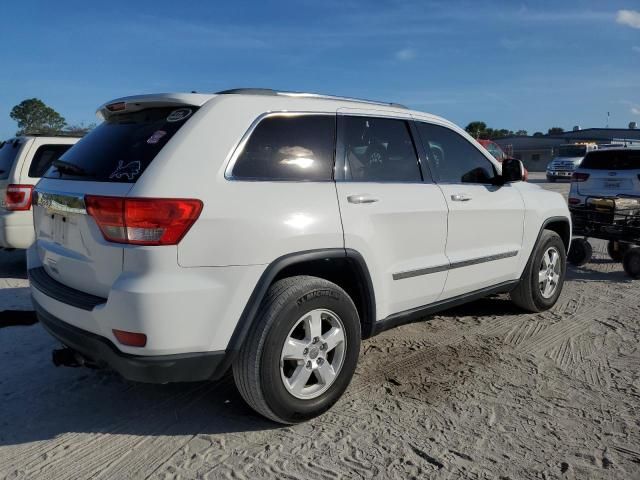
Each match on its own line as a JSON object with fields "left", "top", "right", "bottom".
{"left": 571, "top": 172, "right": 590, "bottom": 182}
{"left": 568, "top": 197, "right": 581, "bottom": 205}
{"left": 113, "top": 329, "right": 147, "bottom": 347}
{"left": 4, "top": 184, "right": 34, "bottom": 211}
{"left": 85, "top": 196, "right": 203, "bottom": 246}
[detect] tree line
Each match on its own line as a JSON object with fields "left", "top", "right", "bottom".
{"left": 9, "top": 98, "right": 94, "bottom": 136}
{"left": 465, "top": 121, "right": 565, "bottom": 140}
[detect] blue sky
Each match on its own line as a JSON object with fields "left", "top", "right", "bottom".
{"left": 1, "top": 0, "right": 639, "bottom": 138}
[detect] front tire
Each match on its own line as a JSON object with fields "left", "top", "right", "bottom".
{"left": 233, "top": 276, "right": 361, "bottom": 424}
{"left": 510, "top": 230, "right": 566, "bottom": 312}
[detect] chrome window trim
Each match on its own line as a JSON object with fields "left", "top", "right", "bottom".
{"left": 224, "top": 111, "right": 336, "bottom": 182}
{"left": 392, "top": 250, "right": 519, "bottom": 280}
{"left": 33, "top": 189, "right": 87, "bottom": 215}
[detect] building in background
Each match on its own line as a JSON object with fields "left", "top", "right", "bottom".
{"left": 495, "top": 127, "right": 640, "bottom": 171}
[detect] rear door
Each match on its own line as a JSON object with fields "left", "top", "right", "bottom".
{"left": 335, "top": 111, "right": 449, "bottom": 319}
{"left": 414, "top": 121, "right": 525, "bottom": 298}
{"left": 33, "top": 105, "right": 198, "bottom": 297}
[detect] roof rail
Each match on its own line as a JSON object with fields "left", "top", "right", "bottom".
{"left": 215, "top": 88, "right": 408, "bottom": 109}
{"left": 21, "top": 132, "right": 85, "bottom": 138}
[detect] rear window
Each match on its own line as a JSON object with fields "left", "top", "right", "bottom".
{"left": 28, "top": 144, "right": 74, "bottom": 178}
{"left": 231, "top": 114, "right": 336, "bottom": 181}
{"left": 581, "top": 150, "right": 640, "bottom": 170}
{"left": 0, "top": 140, "right": 21, "bottom": 180}
{"left": 44, "top": 107, "right": 198, "bottom": 182}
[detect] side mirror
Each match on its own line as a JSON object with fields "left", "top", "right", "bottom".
{"left": 500, "top": 158, "right": 526, "bottom": 183}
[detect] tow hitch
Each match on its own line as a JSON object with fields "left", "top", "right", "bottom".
{"left": 52, "top": 348, "right": 98, "bottom": 369}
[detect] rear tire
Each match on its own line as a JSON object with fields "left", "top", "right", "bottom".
{"left": 510, "top": 230, "right": 566, "bottom": 312}
{"left": 607, "top": 240, "right": 630, "bottom": 262}
{"left": 233, "top": 276, "right": 361, "bottom": 424}
{"left": 622, "top": 247, "right": 640, "bottom": 279}
{"left": 568, "top": 238, "right": 592, "bottom": 266}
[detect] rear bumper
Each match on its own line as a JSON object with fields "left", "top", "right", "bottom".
{"left": 34, "top": 300, "right": 228, "bottom": 383}
{"left": 0, "top": 211, "right": 34, "bottom": 249}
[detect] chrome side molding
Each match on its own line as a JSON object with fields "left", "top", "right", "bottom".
{"left": 393, "top": 250, "right": 519, "bottom": 280}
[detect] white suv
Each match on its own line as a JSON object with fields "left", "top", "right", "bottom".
{"left": 28, "top": 90, "right": 571, "bottom": 423}
{"left": 1, "top": 135, "right": 80, "bottom": 249}
{"left": 568, "top": 147, "right": 640, "bottom": 276}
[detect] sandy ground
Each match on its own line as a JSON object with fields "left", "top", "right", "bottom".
{"left": 0, "top": 174, "right": 638, "bottom": 479}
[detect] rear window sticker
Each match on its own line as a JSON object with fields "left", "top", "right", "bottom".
{"left": 166, "top": 108, "right": 193, "bottom": 123}
{"left": 147, "top": 130, "right": 167, "bottom": 144}
{"left": 110, "top": 160, "right": 141, "bottom": 181}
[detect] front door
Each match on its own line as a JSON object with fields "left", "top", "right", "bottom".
{"left": 414, "top": 121, "right": 525, "bottom": 298}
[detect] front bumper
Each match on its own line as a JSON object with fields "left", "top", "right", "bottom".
{"left": 34, "top": 300, "right": 227, "bottom": 383}
{"left": 546, "top": 170, "right": 574, "bottom": 180}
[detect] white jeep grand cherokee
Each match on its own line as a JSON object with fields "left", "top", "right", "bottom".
{"left": 28, "top": 89, "right": 570, "bottom": 423}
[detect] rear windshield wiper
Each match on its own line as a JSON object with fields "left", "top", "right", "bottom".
{"left": 52, "top": 159, "right": 87, "bottom": 176}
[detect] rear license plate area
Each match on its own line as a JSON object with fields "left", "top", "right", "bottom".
{"left": 52, "top": 214, "right": 67, "bottom": 245}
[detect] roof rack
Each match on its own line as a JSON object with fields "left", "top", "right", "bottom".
{"left": 215, "top": 88, "right": 408, "bottom": 110}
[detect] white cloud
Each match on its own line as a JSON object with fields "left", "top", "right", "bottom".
{"left": 395, "top": 48, "right": 416, "bottom": 61}
{"left": 632, "top": 107, "right": 640, "bottom": 115}
{"left": 616, "top": 9, "right": 640, "bottom": 28}
{"left": 633, "top": 46, "right": 640, "bottom": 53}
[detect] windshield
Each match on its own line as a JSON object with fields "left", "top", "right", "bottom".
{"left": 557, "top": 145, "right": 587, "bottom": 158}
{"left": 44, "top": 106, "right": 198, "bottom": 182}
{"left": 580, "top": 150, "right": 640, "bottom": 170}
{"left": 0, "top": 140, "right": 22, "bottom": 180}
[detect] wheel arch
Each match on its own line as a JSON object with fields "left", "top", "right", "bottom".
{"left": 543, "top": 216, "right": 571, "bottom": 251}
{"left": 519, "top": 215, "right": 571, "bottom": 282}
{"left": 216, "top": 249, "right": 376, "bottom": 377}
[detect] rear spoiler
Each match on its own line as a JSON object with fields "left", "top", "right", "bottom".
{"left": 96, "top": 93, "right": 215, "bottom": 120}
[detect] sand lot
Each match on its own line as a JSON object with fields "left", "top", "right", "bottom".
{"left": 1, "top": 175, "right": 638, "bottom": 479}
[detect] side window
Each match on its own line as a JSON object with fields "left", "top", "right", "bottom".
{"left": 416, "top": 123, "right": 497, "bottom": 184}
{"left": 28, "top": 144, "right": 74, "bottom": 178}
{"left": 339, "top": 116, "right": 422, "bottom": 182}
{"left": 232, "top": 115, "right": 336, "bottom": 181}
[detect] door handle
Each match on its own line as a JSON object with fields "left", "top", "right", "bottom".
{"left": 451, "top": 194, "right": 472, "bottom": 202}
{"left": 347, "top": 194, "right": 379, "bottom": 204}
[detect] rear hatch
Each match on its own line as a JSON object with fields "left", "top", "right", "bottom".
{"left": 33, "top": 101, "right": 202, "bottom": 298}
{"left": 0, "top": 139, "right": 25, "bottom": 211}
{"left": 576, "top": 149, "right": 640, "bottom": 197}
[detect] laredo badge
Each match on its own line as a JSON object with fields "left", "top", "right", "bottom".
{"left": 166, "top": 108, "right": 193, "bottom": 123}
{"left": 110, "top": 160, "right": 141, "bottom": 181}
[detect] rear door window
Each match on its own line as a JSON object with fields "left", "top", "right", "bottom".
{"left": 28, "top": 144, "right": 74, "bottom": 178}
{"left": 580, "top": 150, "right": 640, "bottom": 170}
{"left": 44, "top": 107, "right": 198, "bottom": 182}
{"left": 0, "top": 140, "right": 22, "bottom": 180}
{"left": 231, "top": 114, "right": 336, "bottom": 181}
{"left": 337, "top": 116, "right": 422, "bottom": 182}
